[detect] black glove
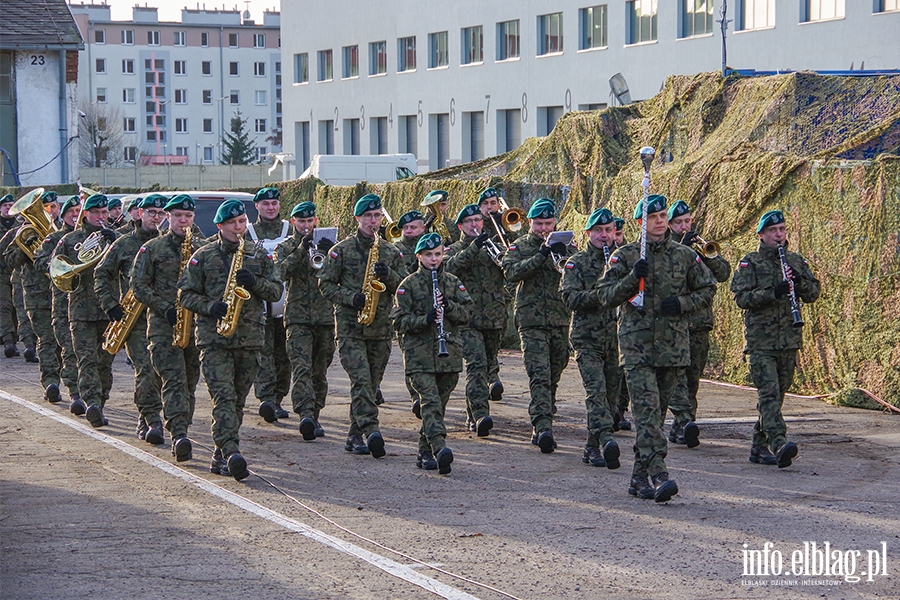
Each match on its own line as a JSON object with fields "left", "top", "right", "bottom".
{"left": 539, "top": 244, "right": 552, "bottom": 257}
{"left": 774, "top": 281, "right": 791, "bottom": 298}
{"left": 106, "top": 304, "right": 125, "bottom": 322}
{"left": 100, "top": 228, "right": 117, "bottom": 243}
{"left": 632, "top": 258, "right": 649, "bottom": 279}
{"left": 680, "top": 231, "right": 699, "bottom": 246}
{"left": 235, "top": 268, "right": 255, "bottom": 288}
{"left": 165, "top": 306, "right": 178, "bottom": 326}
{"left": 301, "top": 232, "right": 314, "bottom": 251}
{"left": 549, "top": 242, "right": 567, "bottom": 256}
{"left": 317, "top": 237, "right": 334, "bottom": 253}
{"left": 373, "top": 262, "right": 390, "bottom": 278}
{"left": 661, "top": 296, "right": 681, "bottom": 316}
{"left": 209, "top": 301, "right": 229, "bottom": 318}
{"left": 426, "top": 309, "right": 438, "bottom": 324}
{"left": 474, "top": 233, "right": 490, "bottom": 249}
{"left": 351, "top": 293, "right": 367, "bottom": 309}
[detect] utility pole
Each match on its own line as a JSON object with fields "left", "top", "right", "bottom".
{"left": 717, "top": 0, "right": 733, "bottom": 78}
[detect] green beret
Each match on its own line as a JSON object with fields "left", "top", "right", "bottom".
{"left": 756, "top": 210, "right": 785, "bottom": 233}
{"left": 398, "top": 210, "right": 425, "bottom": 227}
{"left": 614, "top": 217, "right": 625, "bottom": 231}
{"left": 415, "top": 232, "right": 443, "bottom": 254}
{"left": 667, "top": 200, "right": 691, "bottom": 221}
{"left": 354, "top": 193, "right": 382, "bottom": 216}
{"left": 82, "top": 193, "right": 109, "bottom": 211}
{"left": 41, "top": 191, "right": 59, "bottom": 204}
{"left": 0, "top": 194, "right": 13, "bottom": 205}
{"left": 478, "top": 187, "right": 499, "bottom": 204}
{"left": 213, "top": 198, "right": 247, "bottom": 224}
{"left": 423, "top": 190, "right": 448, "bottom": 204}
{"left": 526, "top": 198, "right": 557, "bottom": 220}
{"left": 60, "top": 196, "right": 80, "bottom": 217}
{"left": 140, "top": 194, "right": 168, "bottom": 209}
{"left": 585, "top": 207, "right": 615, "bottom": 230}
{"left": 126, "top": 197, "right": 143, "bottom": 211}
{"left": 456, "top": 204, "right": 481, "bottom": 224}
{"left": 632, "top": 194, "right": 667, "bottom": 220}
{"left": 290, "top": 201, "right": 316, "bottom": 219}
{"left": 107, "top": 197, "right": 122, "bottom": 210}
{"left": 164, "top": 194, "right": 196, "bottom": 212}
{"left": 253, "top": 187, "right": 280, "bottom": 202}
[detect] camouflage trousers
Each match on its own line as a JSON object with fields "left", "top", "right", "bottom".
{"left": 409, "top": 371, "right": 459, "bottom": 454}
{"left": 149, "top": 335, "right": 200, "bottom": 439}
{"left": 0, "top": 277, "right": 14, "bottom": 343}
{"left": 615, "top": 367, "right": 630, "bottom": 416}
{"left": 286, "top": 323, "right": 335, "bottom": 419}
{"left": 748, "top": 350, "right": 797, "bottom": 452}
{"left": 70, "top": 320, "right": 115, "bottom": 408}
{"left": 123, "top": 316, "right": 163, "bottom": 425}
{"left": 253, "top": 317, "right": 291, "bottom": 405}
{"left": 573, "top": 342, "right": 620, "bottom": 447}
{"left": 13, "top": 272, "right": 34, "bottom": 347}
{"left": 668, "top": 329, "right": 710, "bottom": 426}
{"left": 624, "top": 365, "right": 680, "bottom": 478}
{"left": 519, "top": 326, "right": 570, "bottom": 432}
{"left": 461, "top": 327, "right": 502, "bottom": 422}
{"left": 200, "top": 346, "right": 260, "bottom": 456}
{"left": 52, "top": 314, "right": 79, "bottom": 396}
{"left": 27, "top": 307, "right": 61, "bottom": 388}
{"left": 337, "top": 337, "right": 390, "bottom": 437}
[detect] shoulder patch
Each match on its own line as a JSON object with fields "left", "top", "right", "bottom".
{"left": 398, "top": 251, "right": 404, "bottom": 258}
{"left": 696, "top": 255, "right": 702, "bottom": 263}
{"left": 56, "top": 239, "right": 64, "bottom": 247}
{"left": 610, "top": 255, "right": 619, "bottom": 263}
{"left": 190, "top": 258, "right": 198, "bottom": 265}
{"left": 739, "top": 261, "right": 749, "bottom": 268}
{"left": 139, "top": 246, "right": 147, "bottom": 253}
{"left": 458, "top": 284, "right": 466, "bottom": 291}
{"left": 330, "top": 250, "right": 339, "bottom": 259}
{"left": 508, "top": 245, "right": 517, "bottom": 251}
{"left": 43, "top": 237, "right": 51, "bottom": 243}
{"left": 397, "top": 288, "right": 406, "bottom": 295}
{"left": 565, "top": 261, "right": 575, "bottom": 269}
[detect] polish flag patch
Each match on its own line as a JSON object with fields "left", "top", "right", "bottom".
{"left": 190, "top": 258, "right": 198, "bottom": 265}
{"left": 696, "top": 255, "right": 702, "bottom": 263}
{"left": 565, "top": 262, "right": 575, "bottom": 269}
{"left": 397, "top": 288, "right": 406, "bottom": 295}
{"left": 609, "top": 256, "right": 620, "bottom": 263}
{"left": 139, "top": 246, "right": 147, "bottom": 253}
{"left": 330, "top": 250, "right": 339, "bottom": 258}
{"left": 739, "top": 261, "right": 750, "bottom": 268}
{"left": 508, "top": 245, "right": 517, "bottom": 251}
{"left": 458, "top": 284, "right": 466, "bottom": 291}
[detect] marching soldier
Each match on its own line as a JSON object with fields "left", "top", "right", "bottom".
{"left": 94, "top": 194, "right": 164, "bottom": 443}
{"left": 393, "top": 210, "right": 427, "bottom": 276}
{"left": 50, "top": 194, "right": 119, "bottom": 427}
{"left": 319, "top": 193, "right": 403, "bottom": 458}
{"left": 731, "top": 210, "right": 820, "bottom": 468}
{"left": 433, "top": 192, "right": 460, "bottom": 244}
{"left": 612, "top": 216, "right": 632, "bottom": 430}
{"left": 502, "top": 198, "right": 574, "bottom": 453}
{"left": 560, "top": 207, "right": 622, "bottom": 470}
{"left": 391, "top": 232, "right": 472, "bottom": 474}
{"left": 596, "top": 194, "right": 716, "bottom": 502}
{"left": 115, "top": 197, "right": 142, "bottom": 234}
{"left": 274, "top": 201, "right": 336, "bottom": 441}
{"left": 178, "top": 199, "right": 282, "bottom": 480}
{"left": 106, "top": 197, "right": 124, "bottom": 228}
{"left": 666, "top": 200, "right": 732, "bottom": 447}
{"left": 247, "top": 187, "right": 292, "bottom": 423}
{"left": 0, "top": 193, "right": 20, "bottom": 358}
{"left": 131, "top": 194, "right": 204, "bottom": 463}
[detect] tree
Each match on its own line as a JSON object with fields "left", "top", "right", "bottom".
{"left": 266, "top": 126, "right": 283, "bottom": 149}
{"left": 78, "top": 102, "right": 125, "bottom": 167}
{"left": 221, "top": 110, "right": 255, "bottom": 165}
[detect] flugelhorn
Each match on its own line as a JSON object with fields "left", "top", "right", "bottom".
{"left": 692, "top": 235, "right": 720, "bottom": 259}
{"left": 10, "top": 188, "right": 56, "bottom": 261}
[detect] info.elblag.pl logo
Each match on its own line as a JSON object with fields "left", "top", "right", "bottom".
{"left": 741, "top": 541, "right": 889, "bottom": 586}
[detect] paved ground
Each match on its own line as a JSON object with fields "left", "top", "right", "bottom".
{"left": 1, "top": 345, "right": 898, "bottom": 599}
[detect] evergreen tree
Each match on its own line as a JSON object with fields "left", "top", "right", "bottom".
{"left": 221, "top": 111, "right": 255, "bottom": 165}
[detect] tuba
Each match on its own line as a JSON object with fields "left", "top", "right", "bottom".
{"left": 102, "top": 289, "right": 145, "bottom": 354}
{"left": 11, "top": 188, "right": 56, "bottom": 261}
{"left": 357, "top": 238, "right": 386, "bottom": 326}
{"left": 380, "top": 208, "right": 403, "bottom": 243}
{"left": 216, "top": 236, "right": 251, "bottom": 338}
{"left": 49, "top": 230, "right": 112, "bottom": 293}
{"left": 691, "top": 234, "right": 720, "bottom": 259}
{"left": 172, "top": 228, "right": 194, "bottom": 348}
{"left": 421, "top": 193, "right": 452, "bottom": 241}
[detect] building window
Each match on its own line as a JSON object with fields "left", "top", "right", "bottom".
{"left": 428, "top": 31, "right": 449, "bottom": 68}
{"left": 294, "top": 53, "right": 309, "bottom": 83}
{"left": 876, "top": 0, "right": 900, "bottom": 11}
{"left": 203, "top": 118, "right": 213, "bottom": 133}
{"left": 174, "top": 31, "right": 186, "bottom": 46}
{"left": 123, "top": 117, "right": 136, "bottom": 132}
{"left": 537, "top": 12, "right": 564, "bottom": 55}
{"left": 254, "top": 33, "right": 265, "bottom": 48}
{"left": 201, "top": 32, "right": 209, "bottom": 47}
{"left": 461, "top": 26, "right": 483, "bottom": 65}
{"left": 123, "top": 88, "right": 135, "bottom": 103}
{"left": 343, "top": 45, "right": 359, "bottom": 78}
{"left": 202, "top": 90, "right": 212, "bottom": 104}
{"left": 579, "top": 5, "right": 608, "bottom": 49}
{"left": 124, "top": 147, "right": 138, "bottom": 162}
{"left": 254, "top": 61, "right": 266, "bottom": 77}
{"left": 256, "top": 147, "right": 268, "bottom": 162}
{"left": 229, "top": 33, "right": 238, "bottom": 47}
{"left": 96, "top": 87, "right": 107, "bottom": 103}
{"left": 148, "top": 30, "right": 160, "bottom": 46}
{"left": 146, "top": 131, "right": 156, "bottom": 142}
{"left": 155, "top": 59, "right": 164, "bottom": 70}
{"left": 398, "top": 36, "right": 416, "bottom": 72}
{"left": 94, "top": 29, "right": 105, "bottom": 44}
{"left": 202, "top": 61, "right": 212, "bottom": 76}
{"left": 276, "top": 102, "right": 282, "bottom": 114}
{"left": 681, "top": 0, "right": 714, "bottom": 38}
{"left": 121, "top": 29, "right": 134, "bottom": 45}
{"left": 175, "top": 118, "right": 188, "bottom": 133}
{"left": 155, "top": 86, "right": 165, "bottom": 98}
{"left": 255, "top": 90, "right": 267, "bottom": 105}
{"left": 145, "top": 101, "right": 155, "bottom": 112}
{"left": 174, "top": 60, "right": 186, "bottom": 75}
{"left": 369, "top": 41, "right": 387, "bottom": 75}
{"left": 627, "top": 0, "right": 658, "bottom": 44}
{"left": 317, "top": 49, "right": 333, "bottom": 81}
{"left": 175, "top": 89, "right": 187, "bottom": 104}
{"left": 203, "top": 146, "right": 214, "bottom": 162}
{"left": 230, "top": 90, "right": 240, "bottom": 104}
{"left": 802, "top": 0, "right": 845, "bottom": 22}
{"left": 121, "top": 59, "right": 134, "bottom": 74}
{"left": 497, "top": 20, "right": 520, "bottom": 60}
{"left": 229, "top": 62, "right": 239, "bottom": 76}
{"left": 275, "top": 61, "right": 281, "bottom": 73}
{"left": 737, "top": 0, "right": 775, "bottom": 30}
{"left": 255, "top": 118, "right": 267, "bottom": 133}
{"left": 175, "top": 146, "right": 188, "bottom": 156}
{"left": 95, "top": 58, "right": 106, "bottom": 74}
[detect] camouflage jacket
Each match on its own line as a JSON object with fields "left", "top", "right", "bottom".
{"left": 730, "top": 242, "right": 820, "bottom": 353}
{"left": 274, "top": 229, "right": 334, "bottom": 327}
{"left": 0, "top": 218, "right": 17, "bottom": 278}
{"left": 393, "top": 234, "right": 421, "bottom": 277}
{"left": 318, "top": 230, "right": 403, "bottom": 341}
{"left": 131, "top": 229, "right": 206, "bottom": 340}
{"left": 560, "top": 242, "right": 617, "bottom": 351}
{"left": 596, "top": 233, "right": 716, "bottom": 367}
{"left": 391, "top": 264, "right": 472, "bottom": 374}
{"left": 94, "top": 225, "right": 158, "bottom": 314}
{"left": 247, "top": 216, "right": 290, "bottom": 245}
{"left": 3, "top": 224, "right": 53, "bottom": 311}
{"left": 51, "top": 222, "right": 120, "bottom": 322}
{"left": 689, "top": 252, "right": 732, "bottom": 332}
{"left": 502, "top": 231, "right": 573, "bottom": 329}
{"left": 445, "top": 233, "right": 509, "bottom": 330}
{"left": 115, "top": 220, "right": 136, "bottom": 235}
{"left": 177, "top": 233, "right": 282, "bottom": 349}
{"left": 33, "top": 225, "right": 73, "bottom": 320}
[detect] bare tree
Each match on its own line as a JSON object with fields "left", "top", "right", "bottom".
{"left": 266, "top": 126, "right": 283, "bottom": 149}
{"left": 79, "top": 102, "right": 126, "bottom": 167}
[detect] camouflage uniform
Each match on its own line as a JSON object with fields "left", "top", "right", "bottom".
{"left": 177, "top": 233, "right": 282, "bottom": 457}
{"left": 274, "top": 229, "right": 336, "bottom": 421}
{"left": 391, "top": 264, "right": 471, "bottom": 454}
{"left": 95, "top": 223, "right": 163, "bottom": 426}
{"left": 394, "top": 233, "right": 424, "bottom": 408}
{"left": 731, "top": 243, "right": 820, "bottom": 453}
{"left": 318, "top": 230, "right": 403, "bottom": 439}
{"left": 442, "top": 215, "right": 461, "bottom": 244}
{"left": 560, "top": 242, "right": 620, "bottom": 448}
{"left": 0, "top": 225, "right": 36, "bottom": 352}
{"left": 502, "top": 231, "right": 574, "bottom": 435}
{"left": 445, "top": 232, "right": 509, "bottom": 425}
{"left": 596, "top": 232, "right": 716, "bottom": 479}
{"left": 131, "top": 228, "right": 205, "bottom": 440}
{"left": 0, "top": 217, "right": 17, "bottom": 347}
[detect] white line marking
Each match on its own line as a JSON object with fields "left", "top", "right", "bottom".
{"left": 2, "top": 390, "right": 479, "bottom": 600}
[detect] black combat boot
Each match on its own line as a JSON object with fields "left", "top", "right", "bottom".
{"left": 749, "top": 445, "right": 777, "bottom": 465}
{"left": 652, "top": 472, "right": 679, "bottom": 503}
{"left": 536, "top": 429, "right": 555, "bottom": 454}
{"left": 436, "top": 447, "right": 453, "bottom": 475}
{"left": 258, "top": 401, "right": 278, "bottom": 423}
{"left": 475, "top": 415, "right": 493, "bottom": 437}
{"left": 628, "top": 475, "right": 655, "bottom": 499}
{"left": 344, "top": 434, "right": 369, "bottom": 455}
{"left": 682, "top": 421, "right": 700, "bottom": 449}
{"left": 210, "top": 449, "right": 230, "bottom": 475}
{"left": 582, "top": 445, "right": 606, "bottom": 467}
{"left": 776, "top": 441, "right": 798, "bottom": 468}
{"left": 602, "top": 440, "right": 621, "bottom": 470}
{"left": 44, "top": 384, "right": 61, "bottom": 403}
{"left": 172, "top": 436, "right": 193, "bottom": 462}
{"left": 416, "top": 450, "right": 437, "bottom": 470}
{"left": 299, "top": 417, "right": 317, "bottom": 441}
{"left": 145, "top": 423, "right": 165, "bottom": 445}
{"left": 367, "top": 431, "right": 386, "bottom": 458}
{"left": 489, "top": 381, "right": 504, "bottom": 401}
{"left": 226, "top": 453, "right": 249, "bottom": 481}
{"left": 273, "top": 402, "right": 290, "bottom": 420}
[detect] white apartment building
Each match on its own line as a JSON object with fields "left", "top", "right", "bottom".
{"left": 281, "top": 0, "right": 899, "bottom": 179}
{"left": 70, "top": 2, "right": 282, "bottom": 167}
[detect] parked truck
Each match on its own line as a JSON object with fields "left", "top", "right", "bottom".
{"left": 298, "top": 154, "right": 417, "bottom": 186}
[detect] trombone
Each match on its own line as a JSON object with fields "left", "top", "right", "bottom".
{"left": 482, "top": 198, "right": 527, "bottom": 266}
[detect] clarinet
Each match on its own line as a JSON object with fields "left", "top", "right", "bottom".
{"left": 778, "top": 245, "right": 804, "bottom": 328}
{"left": 603, "top": 244, "right": 611, "bottom": 265}
{"left": 431, "top": 268, "right": 450, "bottom": 357}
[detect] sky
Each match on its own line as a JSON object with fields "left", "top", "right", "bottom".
{"left": 95, "top": 0, "right": 281, "bottom": 23}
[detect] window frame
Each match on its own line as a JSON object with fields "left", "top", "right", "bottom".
{"left": 343, "top": 45, "right": 360, "bottom": 79}
{"left": 680, "top": 0, "right": 715, "bottom": 38}
{"left": 369, "top": 40, "right": 387, "bottom": 76}
{"left": 202, "top": 61, "right": 212, "bottom": 76}
{"left": 736, "top": 0, "right": 776, "bottom": 31}
{"left": 202, "top": 118, "right": 213, "bottom": 133}
{"left": 95, "top": 58, "right": 106, "bottom": 74}
{"left": 148, "top": 30, "right": 160, "bottom": 46}
{"left": 121, "top": 29, "right": 134, "bottom": 45}
{"left": 94, "top": 29, "right": 105, "bottom": 44}
{"left": 461, "top": 25, "right": 484, "bottom": 65}
{"left": 174, "top": 89, "right": 187, "bottom": 104}
{"left": 174, "top": 60, "right": 187, "bottom": 76}
{"left": 537, "top": 12, "right": 564, "bottom": 56}
{"left": 254, "top": 118, "right": 267, "bottom": 133}
{"left": 229, "top": 62, "right": 240, "bottom": 76}
{"left": 173, "top": 31, "right": 186, "bottom": 46}
{"left": 579, "top": 5, "right": 608, "bottom": 50}
{"left": 397, "top": 36, "right": 416, "bottom": 72}
{"left": 317, "top": 49, "right": 333, "bottom": 82}
{"left": 96, "top": 87, "right": 107, "bottom": 103}
{"left": 175, "top": 117, "right": 188, "bottom": 133}
{"left": 122, "top": 58, "right": 134, "bottom": 74}
{"left": 255, "top": 90, "right": 267, "bottom": 106}
{"left": 294, "top": 53, "right": 309, "bottom": 84}
{"left": 122, "top": 88, "right": 136, "bottom": 103}
{"left": 253, "top": 33, "right": 265, "bottom": 48}
{"left": 229, "top": 33, "right": 239, "bottom": 48}
{"left": 626, "top": 0, "right": 659, "bottom": 45}
{"left": 254, "top": 61, "right": 267, "bottom": 77}
{"left": 123, "top": 117, "right": 136, "bottom": 132}
{"left": 801, "top": 0, "right": 846, "bottom": 22}
{"left": 496, "top": 20, "right": 520, "bottom": 61}
{"left": 428, "top": 31, "right": 449, "bottom": 69}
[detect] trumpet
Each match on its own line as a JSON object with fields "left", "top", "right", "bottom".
{"left": 691, "top": 234, "right": 720, "bottom": 259}
{"left": 306, "top": 226, "right": 338, "bottom": 270}
{"left": 10, "top": 188, "right": 56, "bottom": 261}
{"left": 380, "top": 208, "right": 402, "bottom": 243}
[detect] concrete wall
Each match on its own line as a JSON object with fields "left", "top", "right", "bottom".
{"left": 80, "top": 162, "right": 283, "bottom": 188}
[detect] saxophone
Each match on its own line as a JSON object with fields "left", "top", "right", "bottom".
{"left": 357, "top": 239, "right": 386, "bottom": 326}
{"left": 172, "top": 228, "right": 194, "bottom": 348}
{"left": 102, "top": 289, "right": 145, "bottom": 355}
{"left": 216, "top": 236, "right": 252, "bottom": 337}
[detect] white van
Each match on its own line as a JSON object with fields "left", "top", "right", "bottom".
{"left": 298, "top": 154, "right": 417, "bottom": 186}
